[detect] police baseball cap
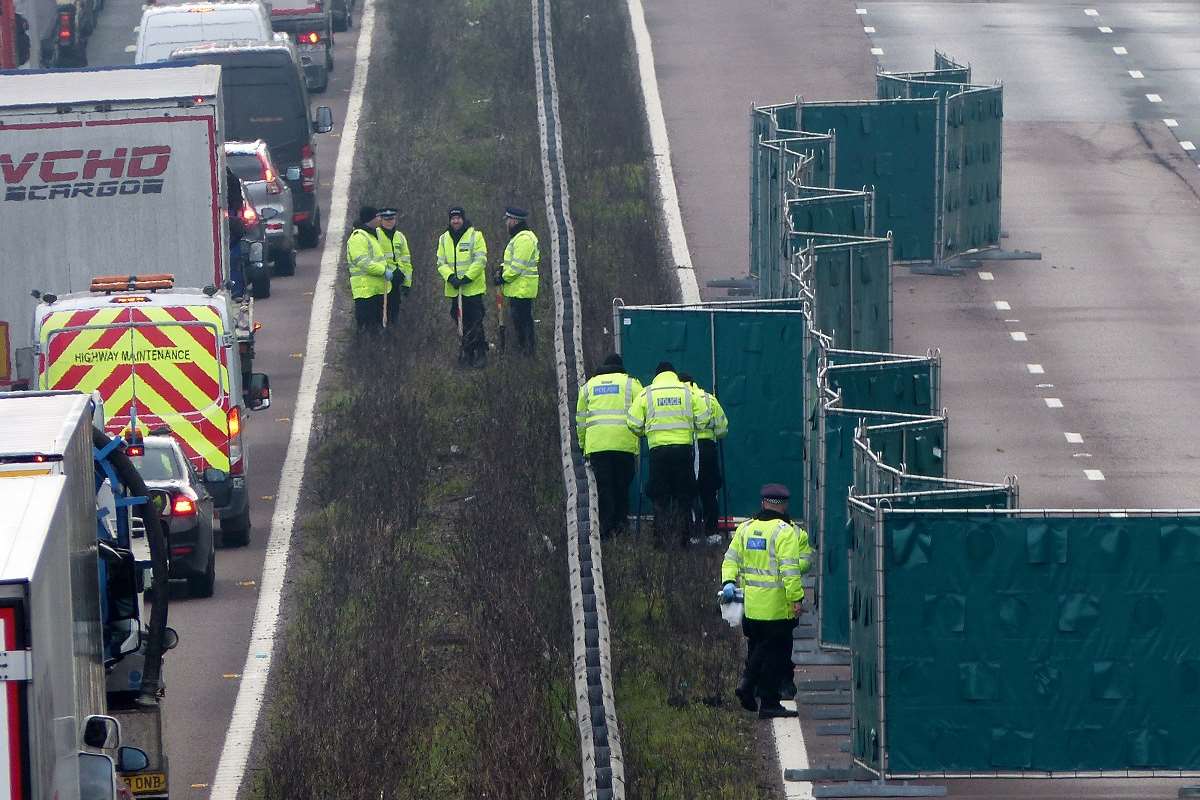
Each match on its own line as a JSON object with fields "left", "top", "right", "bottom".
{"left": 761, "top": 483, "right": 791, "bottom": 502}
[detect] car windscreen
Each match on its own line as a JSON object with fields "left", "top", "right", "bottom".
{"left": 141, "top": 12, "right": 268, "bottom": 62}
{"left": 219, "top": 66, "right": 307, "bottom": 160}
{"left": 226, "top": 151, "right": 264, "bottom": 181}
{"left": 131, "top": 443, "right": 186, "bottom": 482}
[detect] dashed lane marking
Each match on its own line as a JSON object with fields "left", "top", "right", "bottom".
{"left": 1085, "top": 469, "right": 1106, "bottom": 481}
{"left": 1010, "top": 331, "right": 1028, "bottom": 342}
{"left": 979, "top": 271, "right": 994, "bottom": 280}
{"left": 1065, "top": 432, "right": 1084, "bottom": 444}
{"left": 1129, "top": 70, "right": 1145, "bottom": 79}
{"left": 1027, "top": 363, "right": 1045, "bottom": 374}
{"left": 1165, "top": 118, "right": 1179, "bottom": 128}
{"left": 870, "top": 47, "right": 884, "bottom": 56}
{"left": 1113, "top": 46, "right": 1127, "bottom": 55}
{"left": 994, "top": 300, "right": 1011, "bottom": 310}
{"left": 1098, "top": 26, "right": 1113, "bottom": 33}
{"left": 209, "top": 0, "right": 378, "bottom": 795}
{"left": 1084, "top": 8, "right": 1099, "bottom": 16}
{"left": 856, "top": 7, "right": 868, "bottom": 14}
{"left": 1182, "top": 141, "right": 1197, "bottom": 151}
{"left": 1004, "top": 318, "right": 1020, "bottom": 323}
{"left": 864, "top": 26, "right": 876, "bottom": 33}
{"left": 1147, "top": 94, "right": 1163, "bottom": 103}
{"left": 1045, "top": 398, "right": 1064, "bottom": 408}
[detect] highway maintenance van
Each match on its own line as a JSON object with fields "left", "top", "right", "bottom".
{"left": 32, "top": 274, "right": 272, "bottom": 544}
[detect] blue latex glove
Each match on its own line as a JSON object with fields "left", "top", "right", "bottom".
{"left": 721, "top": 583, "right": 736, "bottom": 603}
{"left": 384, "top": 268, "right": 395, "bottom": 282}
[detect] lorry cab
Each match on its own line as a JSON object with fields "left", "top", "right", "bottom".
{"left": 32, "top": 274, "right": 271, "bottom": 544}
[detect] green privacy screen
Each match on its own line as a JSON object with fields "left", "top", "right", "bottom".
{"left": 942, "top": 86, "right": 1003, "bottom": 257}
{"left": 792, "top": 234, "right": 892, "bottom": 352}
{"left": 799, "top": 98, "right": 938, "bottom": 262}
{"left": 851, "top": 509, "right": 1200, "bottom": 777}
{"left": 616, "top": 301, "right": 806, "bottom": 518}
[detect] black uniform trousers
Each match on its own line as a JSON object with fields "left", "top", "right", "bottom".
{"left": 696, "top": 439, "right": 723, "bottom": 535}
{"left": 741, "top": 617, "right": 797, "bottom": 707}
{"left": 508, "top": 297, "right": 535, "bottom": 356}
{"left": 449, "top": 295, "right": 487, "bottom": 365}
{"left": 590, "top": 450, "right": 636, "bottom": 538}
{"left": 646, "top": 443, "right": 696, "bottom": 546}
{"left": 384, "top": 279, "right": 407, "bottom": 324}
{"left": 354, "top": 294, "right": 384, "bottom": 332}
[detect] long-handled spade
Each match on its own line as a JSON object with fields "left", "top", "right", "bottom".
{"left": 456, "top": 283, "right": 466, "bottom": 365}
{"left": 495, "top": 288, "right": 506, "bottom": 353}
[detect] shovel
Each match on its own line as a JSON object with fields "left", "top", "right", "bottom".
{"left": 495, "top": 289, "right": 506, "bottom": 353}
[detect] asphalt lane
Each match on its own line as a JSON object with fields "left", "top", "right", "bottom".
{"left": 84, "top": 7, "right": 362, "bottom": 795}
{"left": 646, "top": 0, "right": 1200, "bottom": 797}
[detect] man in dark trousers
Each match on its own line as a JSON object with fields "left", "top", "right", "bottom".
{"left": 720, "top": 484, "right": 813, "bottom": 718}
{"left": 576, "top": 353, "right": 643, "bottom": 537}
{"left": 435, "top": 206, "right": 488, "bottom": 367}
{"left": 494, "top": 206, "right": 541, "bottom": 356}
{"left": 679, "top": 373, "right": 729, "bottom": 538}
{"left": 626, "top": 361, "right": 710, "bottom": 546}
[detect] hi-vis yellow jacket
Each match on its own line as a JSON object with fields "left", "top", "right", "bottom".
{"left": 722, "top": 515, "right": 813, "bottom": 620}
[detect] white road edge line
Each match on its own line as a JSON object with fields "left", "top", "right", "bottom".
{"left": 776, "top": 702, "right": 815, "bottom": 799}
{"left": 208, "top": 1, "right": 376, "bottom": 795}
{"left": 626, "top": 0, "right": 701, "bottom": 303}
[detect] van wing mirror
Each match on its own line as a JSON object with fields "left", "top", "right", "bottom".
{"left": 203, "top": 467, "right": 228, "bottom": 484}
{"left": 246, "top": 373, "right": 271, "bottom": 410}
{"left": 312, "top": 105, "right": 333, "bottom": 134}
{"left": 117, "top": 746, "right": 150, "bottom": 773}
{"left": 83, "top": 715, "right": 120, "bottom": 749}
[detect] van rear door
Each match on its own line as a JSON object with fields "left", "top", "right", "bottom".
{"left": 38, "top": 304, "right": 232, "bottom": 471}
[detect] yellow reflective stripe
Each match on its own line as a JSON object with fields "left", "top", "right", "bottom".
{"left": 122, "top": 372, "right": 227, "bottom": 469}
{"left": 745, "top": 578, "right": 785, "bottom": 589}
{"left": 780, "top": 569, "right": 806, "bottom": 577}
{"left": 585, "top": 419, "right": 628, "bottom": 427}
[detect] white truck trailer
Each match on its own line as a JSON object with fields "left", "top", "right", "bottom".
{"left": 0, "top": 64, "right": 228, "bottom": 389}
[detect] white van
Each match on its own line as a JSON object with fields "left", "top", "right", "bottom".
{"left": 135, "top": 1, "right": 272, "bottom": 64}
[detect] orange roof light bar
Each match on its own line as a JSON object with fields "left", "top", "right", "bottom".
{"left": 90, "top": 274, "right": 175, "bottom": 294}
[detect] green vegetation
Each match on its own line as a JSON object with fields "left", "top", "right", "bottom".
{"left": 255, "top": 0, "right": 779, "bottom": 796}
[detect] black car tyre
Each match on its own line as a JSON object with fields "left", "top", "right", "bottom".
{"left": 251, "top": 269, "right": 271, "bottom": 299}
{"left": 298, "top": 208, "right": 322, "bottom": 248}
{"left": 187, "top": 550, "right": 216, "bottom": 598}
{"left": 222, "top": 508, "right": 251, "bottom": 547}
{"left": 274, "top": 248, "right": 297, "bottom": 276}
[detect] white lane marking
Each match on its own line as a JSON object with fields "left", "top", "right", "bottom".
{"left": 994, "top": 300, "right": 1011, "bottom": 310}
{"left": 1128, "top": 70, "right": 1145, "bottom": 79}
{"left": 1112, "top": 46, "right": 1127, "bottom": 55}
{"left": 1098, "top": 26, "right": 1113, "bottom": 33}
{"left": 775, "top": 703, "right": 815, "bottom": 799}
{"left": 1036, "top": 382, "right": 1054, "bottom": 388}
{"left": 1182, "top": 141, "right": 1197, "bottom": 151}
{"left": 1146, "top": 94, "right": 1163, "bottom": 103}
{"left": 1085, "top": 469, "right": 1106, "bottom": 481}
{"left": 1027, "top": 363, "right": 1045, "bottom": 374}
{"left": 1010, "top": 331, "right": 1027, "bottom": 342}
{"left": 123, "top": 44, "right": 136, "bottom": 52}
{"left": 864, "top": 26, "right": 876, "bottom": 33}
{"left": 208, "top": 1, "right": 376, "bottom": 796}
{"left": 627, "top": 0, "right": 701, "bottom": 302}
{"left": 1045, "top": 398, "right": 1064, "bottom": 408}
{"left": 1165, "top": 118, "right": 1179, "bottom": 127}
{"left": 870, "top": 47, "right": 884, "bottom": 56}
{"left": 1065, "top": 432, "right": 1084, "bottom": 444}
{"left": 1004, "top": 318, "right": 1020, "bottom": 323}
{"left": 1084, "top": 8, "right": 1099, "bottom": 16}
{"left": 979, "top": 271, "right": 994, "bottom": 281}
{"left": 856, "top": 7, "right": 868, "bottom": 14}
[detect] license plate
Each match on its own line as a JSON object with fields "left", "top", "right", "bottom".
{"left": 126, "top": 772, "right": 167, "bottom": 794}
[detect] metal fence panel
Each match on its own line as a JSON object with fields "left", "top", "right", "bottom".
{"left": 861, "top": 511, "right": 1200, "bottom": 776}
{"left": 824, "top": 357, "right": 939, "bottom": 416}
{"left": 849, "top": 497, "right": 883, "bottom": 771}
{"left": 792, "top": 234, "right": 893, "bottom": 351}
{"left": 942, "top": 86, "right": 1003, "bottom": 259}
{"left": 788, "top": 187, "right": 872, "bottom": 238}
{"left": 799, "top": 99, "right": 939, "bottom": 262}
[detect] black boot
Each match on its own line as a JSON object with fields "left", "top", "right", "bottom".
{"left": 734, "top": 681, "right": 758, "bottom": 713}
{"left": 758, "top": 703, "right": 798, "bottom": 719}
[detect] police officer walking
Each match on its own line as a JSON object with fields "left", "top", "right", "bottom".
{"left": 679, "top": 374, "right": 729, "bottom": 538}
{"left": 436, "top": 206, "right": 488, "bottom": 367}
{"left": 494, "top": 206, "right": 540, "bottom": 356}
{"left": 626, "top": 361, "right": 710, "bottom": 546}
{"left": 375, "top": 207, "right": 412, "bottom": 326}
{"left": 720, "top": 483, "right": 813, "bottom": 718}
{"left": 577, "top": 353, "right": 643, "bottom": 538}
{"left": 346, "top": 206, "right": 394, "bottom": 333}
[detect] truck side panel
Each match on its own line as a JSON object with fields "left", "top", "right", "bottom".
{"left": 0, "top": 102, "right": 226, "bottom": 384}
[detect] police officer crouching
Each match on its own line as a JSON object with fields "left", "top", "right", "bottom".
{"left": 721, "top": 483, "right": 813, "bottom": 718}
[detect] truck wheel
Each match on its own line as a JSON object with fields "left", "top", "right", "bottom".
{"left": 251, "top": 270, "right": 271, "bottom": 299}
{"left": 222, "top": 510, "right": 251, "bottom": 547}
{"left": 187, "top": 551, "right": 216, "bottom": 598}
{"left": 274, "top": 248, "right": 296, "bottom": 277}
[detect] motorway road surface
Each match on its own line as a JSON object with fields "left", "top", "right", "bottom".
{"left": 645, "top": 0, "right": 1200, "bottom": 797}
{"left": 84, "top": 6, "right": 366, "bottom": 796}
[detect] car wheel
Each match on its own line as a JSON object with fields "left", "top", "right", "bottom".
{"left": 222, "top": 508, "right": 251, "bottom": 547}
{"left": 251, "top": 269, "right": 271, "bottom": 299}
{"left": 298, "top": 209, "right": 322, "bottom": 248}
{"left": 187, "top": 550, "right": 215, "bottom": 598}
{"left": 274, "top": 248, "right": 297, "bottom": 276}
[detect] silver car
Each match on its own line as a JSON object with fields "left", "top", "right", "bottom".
{"left": 225, "top": 140, "right": 298, "bottom": 276}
